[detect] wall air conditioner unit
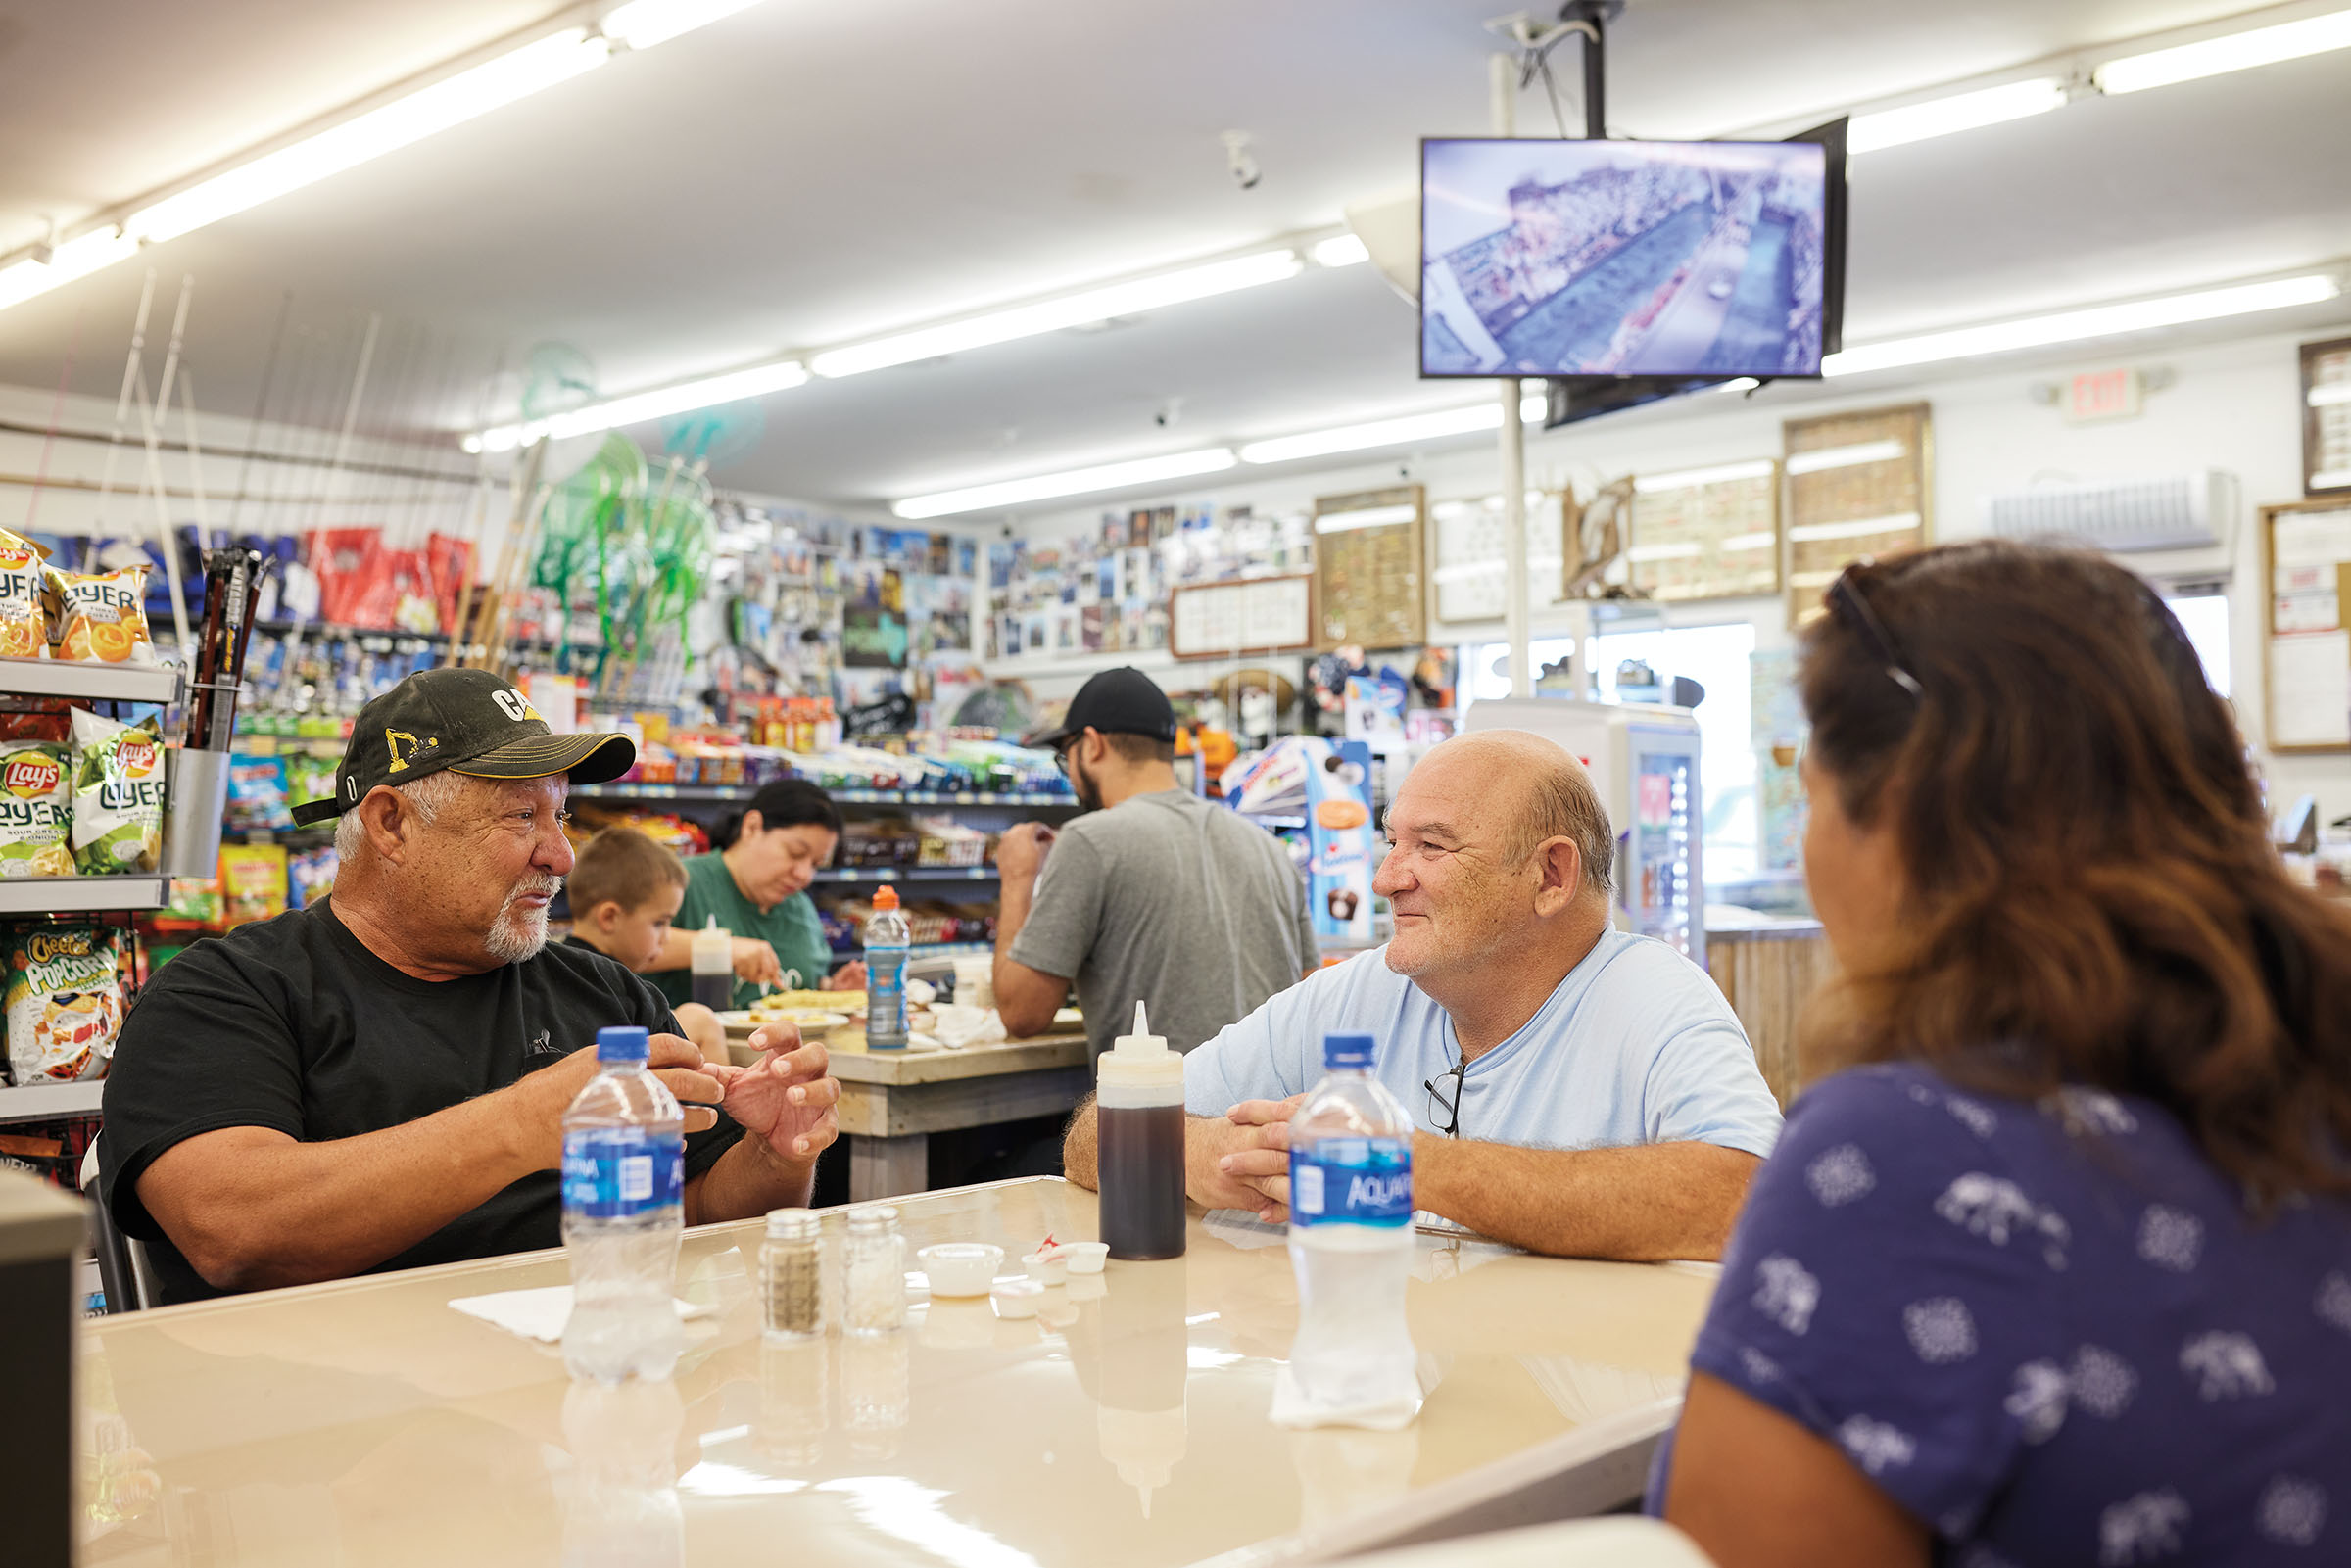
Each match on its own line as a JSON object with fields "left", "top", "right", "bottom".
{"left": 1981, "top": 470, "right": 2235, "bottom": 558}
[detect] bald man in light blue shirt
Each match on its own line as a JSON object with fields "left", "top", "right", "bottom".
{"left": 1064, "top": 729, "right": 1780, "bottom": 1261}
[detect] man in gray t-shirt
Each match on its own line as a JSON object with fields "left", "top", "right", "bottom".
{"left": 995, "top": 667, "right": 1317, "bottom": 1058}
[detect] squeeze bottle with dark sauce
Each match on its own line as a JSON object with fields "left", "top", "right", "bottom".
{"left": 1098, "top": 1001, "right": 1185, "bottom": 1260}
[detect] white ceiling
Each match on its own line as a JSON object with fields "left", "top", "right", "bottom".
{"left": 0, "top": 0, "right": 2347, "bottom": 512}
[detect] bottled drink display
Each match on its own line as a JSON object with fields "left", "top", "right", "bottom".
{"left": 690, "top": 918, "right": 733, "bottom": 1013}
{"left": 1098, "top": 1000, "right": 1185, "bottom": 1260}
{"left": 864, "top": 886, "right": 911, "bottom": 1050}
{"left": 1284, "top": 1031, "right": 1421, "bottom": 1428}
{"left": 562, "top": 1025, "right": 686, "bottom": 1384}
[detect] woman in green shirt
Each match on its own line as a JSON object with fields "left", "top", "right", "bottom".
{"left": 649, "top": 780, "right": 865, "bottom": 1013}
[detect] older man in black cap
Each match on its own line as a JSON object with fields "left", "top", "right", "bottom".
{"left": 101, "top": 668, "right": 838, "bottom": 1304}
{"left": 994, "top": 666, "right": 1318, "bottom": 1057}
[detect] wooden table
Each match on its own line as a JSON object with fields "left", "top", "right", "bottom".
{"left": 732, "top": 1021, "right": 1091, "bottom": 1201}
{"left": 77, "top": 1178, "right": 1719, "bottom": 1568}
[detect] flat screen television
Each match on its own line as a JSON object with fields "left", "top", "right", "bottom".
{"left": 1422, "top": 131, "right": 1835, "bottom": 379}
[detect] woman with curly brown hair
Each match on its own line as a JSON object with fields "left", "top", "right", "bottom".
{"left": 1655, "top": 541, "right": 2351, "bottom": 1566}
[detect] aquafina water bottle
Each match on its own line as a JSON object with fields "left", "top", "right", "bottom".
{"left": 561, "top": 1025, "right": 685, "bottom": 1383}
{"left": 1283, "top": 1030, "right": 1421, "bottom": 1427}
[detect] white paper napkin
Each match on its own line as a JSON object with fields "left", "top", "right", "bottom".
{"left": 448, "top": 1285, "right": 714, "bottom": 1344}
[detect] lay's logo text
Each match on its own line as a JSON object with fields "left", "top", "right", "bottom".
{"left": 4, "top": 755, "right": 60, "bottom": 799}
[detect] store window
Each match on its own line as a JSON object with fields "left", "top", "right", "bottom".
{"left": 2162, "top": 589, "right": 2231, "bottom": 698}
{"left": 1459, "top": 620, "right": 1761, "bottom": 882}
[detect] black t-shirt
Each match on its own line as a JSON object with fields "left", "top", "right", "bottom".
{"left": 100, "top": 898, "right": 743, "bottom": 1305}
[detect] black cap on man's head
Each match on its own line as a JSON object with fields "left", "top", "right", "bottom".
{"left": 288, "top": 668, "right": 636, "bottom": 825}
{"left": 1026, "top": 666, "right": 1177, "bottom": 749}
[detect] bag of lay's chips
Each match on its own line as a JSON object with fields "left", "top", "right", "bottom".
{"left": 5, "top": 926, "right": 125, "bottom": 1084}
{"left": 0, "top": 529, "right": 49, "bottom": 661}
{"left": 71, "top": 710, "right": 166, "bottom": 875}
{"left": 52, "top": 566, "right": 155, "bottom": 665}
{"left": 0, "top": 740, "right": 73, "bottom": 878}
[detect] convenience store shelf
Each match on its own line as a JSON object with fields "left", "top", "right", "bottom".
{"left": 810, "top": 866, "right": 1000, "bottom": 883}
{"left": 0, "top": 1080, "right": 105, "bottom": 1124}
{"left": 0, "top": 656, "right": 180, "bottom": 705}
{"left": 830, "top": 940, "right": 993, "bottom": 962}
{"left": 575, "top": 783, "right": 1076, "bottom": 807}
{"left": 0, "top": 876, "right": 171, "bottom": 914}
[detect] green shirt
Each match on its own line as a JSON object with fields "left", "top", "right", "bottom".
{"left": 655, "top": 851, "right": 835, "bottom": 1013}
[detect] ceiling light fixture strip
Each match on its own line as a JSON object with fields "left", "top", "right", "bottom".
{"left": 888, "top": 269, "right": 2346, "bottom": 517}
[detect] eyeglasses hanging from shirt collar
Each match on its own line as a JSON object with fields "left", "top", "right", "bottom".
{"left": 1825, "top": 559, "right": 1925, "bottom": 704}
{"left": 1423, "top": 1052, "right": 1467, "bottom": 1138}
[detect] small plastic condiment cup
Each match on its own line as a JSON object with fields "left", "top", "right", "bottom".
{"left": 1022, "top": 1250, "right": 1069, "bottom": 1287}
{"left": 991, "top": 1278, "right": 1045, "bottom": 1319}
{"left": 918, "top": 1242, "right": 1003, "bottom": 1298}
{"left": 1057, "top": 1241, "right": 1109, "bottom": 1274}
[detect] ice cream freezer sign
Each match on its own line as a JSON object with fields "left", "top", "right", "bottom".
{"left": 1306, "top": 737, "right": 1376, "bottom": 943}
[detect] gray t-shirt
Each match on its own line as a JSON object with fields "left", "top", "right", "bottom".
{"left": 1009, "top": 790, "right": 1318, "bottom": 1057}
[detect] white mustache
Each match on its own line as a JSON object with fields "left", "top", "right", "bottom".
{"left": 503, "top": 876, "right": 562, "bottom": 909}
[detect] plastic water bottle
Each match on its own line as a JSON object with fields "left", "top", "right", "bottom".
{"left": 864, "top": 885, "right": 911, "bottom": 1050}
{"left": 1283, "top": 1031, "right": 1420, "bottom": 1428}
{"left": 562, "top": 1025, "right": 685, "bottom": 1384}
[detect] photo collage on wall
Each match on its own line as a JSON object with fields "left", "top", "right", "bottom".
{"left": 988, "top": 502, "right": 1318, "bottom": 661}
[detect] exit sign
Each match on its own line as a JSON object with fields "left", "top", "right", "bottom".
{"left": 2068, "top": 368, "right": 2143, "bottom": 422}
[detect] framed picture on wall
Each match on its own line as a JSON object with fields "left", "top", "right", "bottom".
{"left": 2301, "top": 336, "right": 2351, "bottom": 498}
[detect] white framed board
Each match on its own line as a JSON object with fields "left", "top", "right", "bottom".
{"left": 2264, "top": 498, "right": 2351, "bottom": 752}
{"left": 1169, "top": 574, "right": 1316, "bottom": 660}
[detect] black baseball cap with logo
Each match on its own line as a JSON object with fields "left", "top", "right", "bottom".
{"left": 288, "top": 668, "right": 637, "bottom": 825}
{"left": 1026, "top": 665, "right": 1178, "bottom": 750}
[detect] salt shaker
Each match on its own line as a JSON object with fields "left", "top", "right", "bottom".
{"left": 760, "top": 1210, "right": 824, "bottom": 1340}
{"left": 843, "top": 1206, "right": 906, "bottom": 1335}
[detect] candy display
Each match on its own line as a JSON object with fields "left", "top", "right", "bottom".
{"left": 218, "top": 844, "right": 291, "bottom": 927}
{"left": 5, "top": 924, "right": 126, "bottom": 1085}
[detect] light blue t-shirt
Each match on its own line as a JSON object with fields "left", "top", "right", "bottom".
{"left": 1183, "top": 928, "right": 1783, "bottom": 1159}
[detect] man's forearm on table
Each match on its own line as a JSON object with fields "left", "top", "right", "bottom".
{"left": 142, "top": 1094, "right": 543, "bottom": 1293}
{"left": 686, "top": 1134, "right": 815, "bottom": 1224}
{"left": 1412, "top": 1136, "right": 1760, "bottom": 1261}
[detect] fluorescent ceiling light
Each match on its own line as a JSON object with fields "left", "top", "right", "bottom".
{"left": 1786, "top": 439, "right": 1906, "bottom": 474}
{"left": 1311, "top": 234, "right": 1371, "bottom": 267}
{"left": 0, "top": 227, "right": 137, "bottom": 311}
{"left": 1241, "top": 394, "right": 1547, "bottom": 465}
{"left": 1627, "top": 543, "right": 1705, "bottom": 562}
{"left": 2308, "top": 382, "right": 2351, "bottom": 407}
{"left": 2314, "top": 467, "right": 2351, "bottom": 489}
{"left": 2095, "top": 8, "right": 2351, "bottom": 93}
{"left": 892, "top": 448, "right": 1237, "bottom": 519}
{"left": 1847, "top": 77, "right": 2068, "bottom": 154}
{"left": 126, "top": 30, "right": 610, "bottom": 244}
{"left": 1789, "top": 512, "right": 1923, "bottom": 544}
{"left": 1824, "top": 274, "right": 2342, "bottom": 377}
{"left": 1315, "top": 503, "right": 1417, "bottom": 533}
{"left": 467, "top": 358, "right": 808, "bottom": 452}
{"left": 602, "top": 0, "right": 766, "bottom": 50}
{"left": 1633, "top": 458, "right": 1776, "bottom": 494}
{"left": 1721, "top": 530, "right": 1778, "bottom": 551}
{"left": 812, "top": 251, "right": 1304, "bottom": 379}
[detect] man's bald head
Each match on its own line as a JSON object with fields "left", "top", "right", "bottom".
{"left": 1420, "top": 730, "right": 1615, "bottom": 901}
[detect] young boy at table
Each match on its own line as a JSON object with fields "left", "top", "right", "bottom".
{"left": 564, "top": 827, "right": 727, "bottom": 1057}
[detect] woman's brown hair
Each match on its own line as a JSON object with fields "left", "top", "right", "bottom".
{"left": 1799, "top": 539, "right": 2351, "bottom": 1204}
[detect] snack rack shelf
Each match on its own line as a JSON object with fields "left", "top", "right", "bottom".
{"left": 0, "top": 1080, "right": 105, "bottom": 1125}
{"left": 0, "top": 656, "right": 184, "bottom": 1123}
{"left": 0, "top": 657, "right": 182, "bottom": 917}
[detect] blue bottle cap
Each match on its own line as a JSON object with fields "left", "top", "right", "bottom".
{"left": 1323, "top": 1032, "right": 1376, "bottom": 1069}
{"left": 597, "top": 1025, "right": 650, "bottom": 1063}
